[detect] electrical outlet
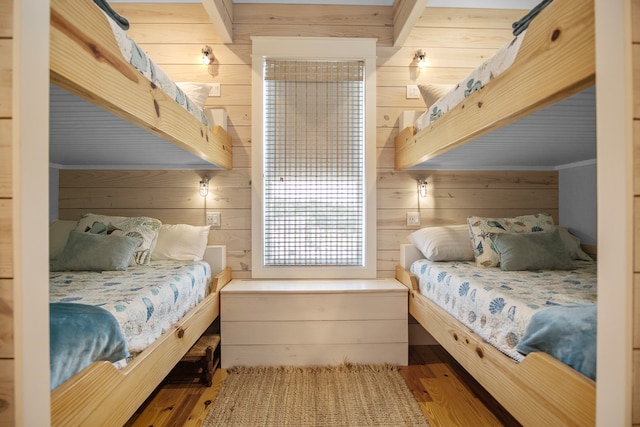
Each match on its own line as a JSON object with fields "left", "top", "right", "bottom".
{"left": 406, "top": 212, "right": 421, "bottom": 227}
{"left": 406, "top": 85, "right": 420, "bottom": 99}
{"left": 206, "top": 212, "right": 221, "bottom": 227}
{"left": 209, "top": 83, "right": 221, "bottom": 97}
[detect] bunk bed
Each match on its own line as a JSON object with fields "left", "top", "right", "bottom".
{"left": 49, "top": 0, "right": 234, "bottom": 424}
{"left": 50, "top": 0, "right": 232, "bottom": 170}
{"left": 49, "top": 233, "right": 232, "bottom": 426}
{"left": 393, "top": 0, "right": 597, "bottom": 425}
{"left": 395, "top": 0, "right": 595, "bottom": 170}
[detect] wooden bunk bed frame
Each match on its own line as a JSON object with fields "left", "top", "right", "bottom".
{"left": 396, "top": 245, "right": 595, "bottom": 426}
{"left": 395, "top": 0, "right": 595, "bottom": 170}
{"left": 50, "top": 266, "right": 232, "bottom": 426}
{"left": 50, "top": 0, "right": 233, "bottom": 170}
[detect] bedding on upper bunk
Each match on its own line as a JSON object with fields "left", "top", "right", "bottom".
{"left": 412, "top": 0, "right": 555, "bottom": 132}
{"left": 96, "top": 3, "right": 213, "bottom": 128}
{"left": 413, "top": 32, "right": 525, "bottom": 132}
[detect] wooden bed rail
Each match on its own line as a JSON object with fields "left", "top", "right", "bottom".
{"left": 395, "top": 265, "right": 595, "bottom": 426}
{"left": 51, "top": 269, "right": 231, "bottom": 426}
{"left": 395, "top": 0, "right": 595, "bottom": 170}
{"left": 50, "top": 0, "right": 233, "bottom": 169}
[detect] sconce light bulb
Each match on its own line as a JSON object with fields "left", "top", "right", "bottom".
{"left": 201, "top": 45, "right": 214, "bottom": 65}
{"left": 414, "top": 49, "right": 428, "bottom": 69}
{"left": 199, "top": 176, "right": 210, "bottom": 197}
{"left": 418, "top": 179, "right": 428, "bottom": 198}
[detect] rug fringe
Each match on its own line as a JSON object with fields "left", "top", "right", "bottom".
{"left": 226, "top": 361, "right": 401, "bottom": 375}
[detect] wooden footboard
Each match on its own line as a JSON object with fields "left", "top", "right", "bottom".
{"left": 51, "top": 267, "right": 232, "bottom": 427}
{"left": 396, "top": 265, "right": 595, "bottom": 426}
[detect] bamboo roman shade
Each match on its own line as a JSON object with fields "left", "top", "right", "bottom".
{"left": 262, "top": 59, "right": 365, "bottom": 266}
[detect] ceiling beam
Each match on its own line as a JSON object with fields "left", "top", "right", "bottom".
{"left": 202, "top": 0, "right": 233, "bottom": 43}
{"left": 392, "top": 0, "right": 428, "bottom": 47}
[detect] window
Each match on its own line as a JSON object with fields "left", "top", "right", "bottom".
{"left": 251, "top": 38, "right": 376, "bottom": 278}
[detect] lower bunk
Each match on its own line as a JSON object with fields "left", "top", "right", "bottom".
{"left": 396, "top": 243, "right": 596, "bottom": 426}
{"left": 49, "top": 250, "right": 232, "bottom": 426}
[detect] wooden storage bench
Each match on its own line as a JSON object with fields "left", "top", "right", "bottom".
{"left": 220, "top": 279, "right": 408, "bottom": 368}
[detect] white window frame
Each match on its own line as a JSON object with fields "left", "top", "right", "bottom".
{"left": 251, "top": 37, "right": 377, "bottom": 279}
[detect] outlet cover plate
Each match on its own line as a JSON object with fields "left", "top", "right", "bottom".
{"left": 407, "top": 212, "right": 421, "bottom": 227}
{"left": 206, "top": 211, "right": 221, "bottom": 227}
{"left": 406, "top": 85, "right": 420, "bottom": 99}
{"left": 209, "top": 83, "right": 221, "bottom": 97}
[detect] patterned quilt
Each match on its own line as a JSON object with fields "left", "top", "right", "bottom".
{"left": 100, "top": 10, "right": 210, "bottom": 127}
{"left": 50, "top": 260, "right": 212, "bottom": 355}
{"left": 410, "top": 259, "right": 597, "bottom": 361}
{"left": 413, "top": 31, "right": 526, "bottom": 132}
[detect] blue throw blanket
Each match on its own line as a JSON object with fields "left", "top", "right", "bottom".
{"left": 50, "top": 303, "right": 128, "bottom": 390}
{"left": 516, "top": 304, "right": 596, "bottom": 380}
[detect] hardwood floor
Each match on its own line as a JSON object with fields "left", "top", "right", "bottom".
{"left": 125, "top": 345, "right": 521, "bottom": 427}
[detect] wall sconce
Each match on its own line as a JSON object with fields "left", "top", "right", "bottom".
{"left": 199, "top": 176, "right": 210, "bottom": 197}
{"left": 201, "top": 45, "right": 215, "bottom": 65}
{"left": 418, "top": 178, "right": 428, "bottom": 197}
{"left": 414, "top": 49, "right": 428, "bottom": 69}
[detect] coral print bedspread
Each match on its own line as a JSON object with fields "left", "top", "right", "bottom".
{"left": 50, "top": 260, "right": 212, "bottom": 354}
{"left": 410, "top": 259, "right": 597, "bottom": 361}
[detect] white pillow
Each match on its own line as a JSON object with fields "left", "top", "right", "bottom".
{"left": 418, "top": 83, "right": 455, "bottom": 108}
{"left": 176, "top": 82, "right": 212, "bottom": 108}
{"left": 49, "top": 220, "right": 78, "bottom": 260}
{"left": 408, "top": 225, "right": 474, "bottom": 262}
{"left": 151, "top": 224, "right": 210, "bottom": 261}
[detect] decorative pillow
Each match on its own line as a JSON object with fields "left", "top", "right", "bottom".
{"left": 176, "top": 82, "right": 212, "bottom": 109}
{"left": 151, "top": 224, "right": 210, "bottom": 261}
{"left": 74, "top": 214, "right": 162, "bottom": 265}
{"left": 490, "top": 229, "right": 575, "bottom": 271}
{"left": 51, "top": 231, "right": 143, "bottom": 272}
{"left": 467, "top": 213, "right": 555, "bottom": 268}
{"left": 408, "top": 225, "right": 474, "bottom": 262}
{"left": 49, "top": 220, "right": 78, "bottom": 260}
{"left": 418, "top": 83, "right": 455, "bottom": 108}
{"left": 558, "top": 227, "right": 593, "bottom": 261}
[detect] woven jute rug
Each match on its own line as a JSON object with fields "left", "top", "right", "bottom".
{"left": 203, "top": 363, "right": 429, "bottom": 427}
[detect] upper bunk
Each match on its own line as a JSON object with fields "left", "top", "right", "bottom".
{"left": 49, "top": 0, "right": 232, "bottom": 170}
{"left": 395, "top": 0, "right": 595, "bottom": 170}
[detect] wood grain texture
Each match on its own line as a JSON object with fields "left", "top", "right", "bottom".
{"left": 50, "top": 0, "right": 232, "bottom": 169}
{"left": 0, "top": 0, "right": 11, "bottom": 38}
{"left": 395, "top": 0, "right": 595, "bottom": 170}
{"left": 54, "top": 5, "right": 559, "bottom": 281}
{"left": 0, "top": 40, "right": 11, "bottom": 118}
{"left": 51, "top": 269, "right": 230, "bottom": 427}
{"left": 635, "top": 349, "right": 640, "bottom": 425}
{"left": 0, "top": 359, "right": 13, "bottom": 426}
{"left": 397, "top": 268, "right": 595, "bottom": 426}
{"left": 126, "top": 346, "right": 519, "bottom": 427}
{"left": 0, "top": 120, "right": 10, "bottom": 198}
{"left": 0, "top": 200, "right": 11, "bottom": 279}
{"left": 0, "top": 280, "right": 12, "bottom": 359}
{"left": 233, "top": 4, "right": 391, "bottom": 26}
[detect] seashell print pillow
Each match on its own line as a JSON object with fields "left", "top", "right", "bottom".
{"left": 467, "top": 213, "right": 555, "bottom": 268}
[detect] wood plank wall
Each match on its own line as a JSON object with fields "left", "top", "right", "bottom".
{"left": 58, "top": 4, "right": 558, "bottom": 280}
{"left": 0, "top": 0, "right": 14, "bottom": 424}
{"left": 632, "top": 0, "right": 640, "bottom": 423}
